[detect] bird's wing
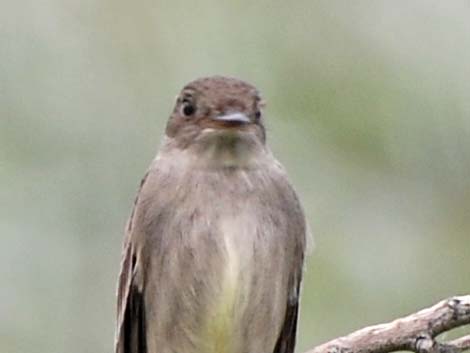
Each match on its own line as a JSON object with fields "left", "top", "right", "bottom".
{"left": 273, "top": 278, "right": 302, "bottom": 353}
{"left": 273, "top": 174, "right": 308, "bottom": 353}
{"left": 115, "top": 242, "right": 147, "bottom": 353}
{"left": 115, "top": 172, "right": 150, "bottom": 353}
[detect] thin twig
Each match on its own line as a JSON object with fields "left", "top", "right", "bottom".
{"left": 305, "top": 295, "right": 470, "bottom": 353}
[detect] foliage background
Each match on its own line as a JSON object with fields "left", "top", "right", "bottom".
{"left": 1, "top": 1, "right": 469, "bottom": 352}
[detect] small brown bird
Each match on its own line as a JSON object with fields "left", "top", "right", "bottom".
{"left": 115, "top": 76, "right": 309, "bottom": 353}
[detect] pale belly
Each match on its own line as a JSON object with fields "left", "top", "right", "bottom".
{"left": 200, "top": 215, "right": 287, "bottom": 353}
{"left": 145, "top": 210, "right": 290, "bottom": 353}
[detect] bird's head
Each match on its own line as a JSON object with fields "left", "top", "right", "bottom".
{"left": 165, "top": 76, "right": 266, "bottom": 153}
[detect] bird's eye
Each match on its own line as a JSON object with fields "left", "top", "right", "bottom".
{"left": 255, "top": 110, "right": 261, "bottom": 120}
{"left": 181, "top": 101, "right": 196, "bottom": 116}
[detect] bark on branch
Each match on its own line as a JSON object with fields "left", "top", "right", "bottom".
{"left": 305, "top": 295, "right": 470, "bottom": 353}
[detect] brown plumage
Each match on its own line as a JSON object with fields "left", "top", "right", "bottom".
{"left": 115, "top": 76, "right": 309, "bottom": 353}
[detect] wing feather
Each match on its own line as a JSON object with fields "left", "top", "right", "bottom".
{"left": 115, "top": 241, "right": 148, "bottom": 353}
{"left": 115, "top": 173, "right": 150, "bottom": 353}
{"left": 273, "top": 279, "right": 301, "bottom": 353}
{"left": 273, "top": 169, "right": 307, "bottom": 353}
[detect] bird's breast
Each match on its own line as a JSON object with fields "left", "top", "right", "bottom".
{"left": 199, "top": 213, "right": 253, "bottom": 353}
{"left": 144, "top": 158, "right": 293, "bottom": 353}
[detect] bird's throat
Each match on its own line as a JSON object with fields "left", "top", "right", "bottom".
{"left": 195, "top": 129, "right": 261, "bottom": 169}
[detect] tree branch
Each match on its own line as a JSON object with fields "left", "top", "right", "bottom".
{"left": 305, "top": 295, "right": 470, "bottom": 353}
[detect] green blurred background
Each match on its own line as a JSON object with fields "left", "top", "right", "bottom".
{"left": 1, "top": 1, "right": 469, "bottom": 352}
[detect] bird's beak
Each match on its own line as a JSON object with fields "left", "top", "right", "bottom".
{"left": 213, "top": 112, "right": 251, "bottom": 125}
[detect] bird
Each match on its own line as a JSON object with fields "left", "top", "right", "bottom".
{"left": 115, "top": 75, "right": 309, "bottom": 353}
